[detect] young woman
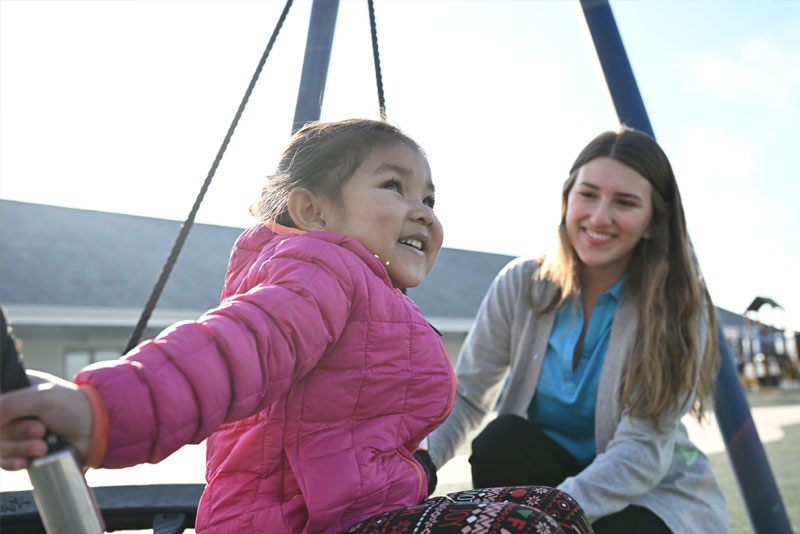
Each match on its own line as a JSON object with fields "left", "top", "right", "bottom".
{"left": 1, "top": 119, "right": 592, "bottom": 533}
{"left": 426, "top": 127, "right": 728, "bottom": 533}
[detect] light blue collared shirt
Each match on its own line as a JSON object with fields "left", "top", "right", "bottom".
{"left": 527, "top": 277, "right": 624, "bottom": 467}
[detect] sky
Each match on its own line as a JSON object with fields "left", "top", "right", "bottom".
{"left": 1, "top": 0, "right": 799, "bottom": 332}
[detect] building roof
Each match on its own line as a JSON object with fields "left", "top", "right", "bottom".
{"left": 1, "top": 200, "right": 751, "bottom": 334}
{"left": 715, "top": 306, "right": 745, "bottom": 331}
{"left": 1, "top": 200, "right": 238, "bottom": 311}
{"left": 1, "top": 200, "right": 512, "bottom": 328}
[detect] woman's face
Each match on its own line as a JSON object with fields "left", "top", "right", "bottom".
{"left": 565, "top": 157, "right": 654, "bottom": 283}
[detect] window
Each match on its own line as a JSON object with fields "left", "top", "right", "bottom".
{"left": 63, "top": 348, "right": 121, "bottom": 379}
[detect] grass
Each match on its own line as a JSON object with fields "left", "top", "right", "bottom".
{"left": 710, "top": 388, "right": 800, "bottom": 533}
{"left": 744, "top": 387, "right": 800, "bottom": 409}
{"left": 710, "top": 423, "right": 799, "bottom": 533}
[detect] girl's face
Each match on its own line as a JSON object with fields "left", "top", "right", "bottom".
{"left": 565, "top": 157, "right": 653, "bottom": 283}
{"left": 320, "top": 141, "right": 443, "bottom": 288}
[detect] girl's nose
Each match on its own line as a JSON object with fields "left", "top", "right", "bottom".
{"left": 411, "top": 201, "right": 435, "bottom": 226}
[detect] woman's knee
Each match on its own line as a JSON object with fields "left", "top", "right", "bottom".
{"left": 470, "top": 414, "right": 582, "bottom": 488}
{"left": 592, "top": 505, "right": 671, "bottom": 534}
{"left": 470, "top": 414, "right": 537, "bottom": 487}
{"left": 471, "top": 413, "right": 530, "bottom": 458}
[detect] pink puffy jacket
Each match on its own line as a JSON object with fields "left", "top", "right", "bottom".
{"left": 75, "top": 224, "right": 455, "bottom": 533}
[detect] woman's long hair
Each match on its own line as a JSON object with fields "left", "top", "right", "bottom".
{"left": 538, "top": 127, "right": 719, "bottom": 426}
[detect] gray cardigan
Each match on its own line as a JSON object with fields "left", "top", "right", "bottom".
{"left": 428, "top": 257, "right": 728, "bottom": 533}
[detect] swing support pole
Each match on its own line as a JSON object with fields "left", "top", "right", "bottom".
{"left": 292, "top": 0, "right": 340, "bottom": 133}
{"left": 578, "top": 1, "right": 792, "bottom": 532}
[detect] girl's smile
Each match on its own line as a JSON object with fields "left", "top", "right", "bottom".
{"left": 318, "top": 141, "right": 444, "bottom": 288}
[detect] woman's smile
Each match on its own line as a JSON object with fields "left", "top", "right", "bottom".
{"left": 566, "top": 157, "right": 653, "bottom": 283}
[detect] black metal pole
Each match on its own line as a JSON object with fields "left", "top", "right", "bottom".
{"left": 292, "top": 0, "right": 340, "bottom": 134}
{"left": 579, "top": 1, "right": 792, "bottom": 532}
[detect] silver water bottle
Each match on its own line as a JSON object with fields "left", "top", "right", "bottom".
{"left": 27, "top": 448, "right": 105, "bottom": 534}
{"left": 1, "top": 308, "right": 106, "bottom": 533}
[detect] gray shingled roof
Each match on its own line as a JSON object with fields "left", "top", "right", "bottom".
{"left": 0, "top": 200, "right": 746, "bottom": 329}
{"left": 715, "top": 306, "right": 745, "bottom": 331}
{"left": 1, "top": 200, "right": 238, "bottom": 311}
{"left": 407, "top": 248, "right": 513, "bottom": 318}
{"left": 0, "top": 200, "right": 512, "bottom": 320}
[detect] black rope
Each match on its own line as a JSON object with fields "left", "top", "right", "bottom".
{"left": 368, "top": 0, "right": 401, "bottom": 295}
{"left": 367, "top": 0, "right": 386, "bottom": 121}
{"left": 124, "top": 0, "right": 294, "bottom": 353}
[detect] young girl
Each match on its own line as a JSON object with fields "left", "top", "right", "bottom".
{"left": 427, "top": 127, "right": 727, "bottom": 533}
{"left": 1, "top": 119, "right": 592, "bottom": 533}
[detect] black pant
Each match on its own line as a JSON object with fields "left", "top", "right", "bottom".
{"left": 470, "top": 414, "right": 671, "bottom": 534}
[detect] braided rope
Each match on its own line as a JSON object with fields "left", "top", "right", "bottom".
{"left": 124, "top": 0, "right": 294, "bottom": 353}
{"left": 367, "top": 0, "right": 386, "bottom": 121}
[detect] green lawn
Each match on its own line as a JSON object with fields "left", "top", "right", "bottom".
{"left": 745, "top": 388, "right": 800, "bottom": 409}
{"left": 711, "top": 391, "right": 800, "bottom": 533}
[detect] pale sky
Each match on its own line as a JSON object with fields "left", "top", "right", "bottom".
{"left": 1, "top": 0, "right": 799, "bottom": 331}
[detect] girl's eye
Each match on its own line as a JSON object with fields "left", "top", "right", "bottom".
{"left": 382, "top": 179, "right": 401, "bottom": 193}
{"left": 578, "top": 190, "right": 596, "bottom": 199}
{"left": 618, "top": 199, "right": 636, "bottom": 208}
{"left": 424, "top": 196, "right": 435, "bottom": 209}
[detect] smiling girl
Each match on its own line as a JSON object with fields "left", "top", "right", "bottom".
{"left": 1, "top": 119, "right": 592, "bottom": 533}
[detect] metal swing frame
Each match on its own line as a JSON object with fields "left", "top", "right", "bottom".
{"left": 1, "top": 1, "right": 791, "bottom": 533}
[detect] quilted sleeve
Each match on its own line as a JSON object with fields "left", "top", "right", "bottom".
{"left": 74, "top": 238, "right": 355, "bottom": 468}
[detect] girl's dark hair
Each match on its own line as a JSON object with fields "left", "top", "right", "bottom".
{"left": 539, "top": 126, "right": 719, "bottom": 426}
{"left": 250, "top": 118, "right": 422, "bottom": 226}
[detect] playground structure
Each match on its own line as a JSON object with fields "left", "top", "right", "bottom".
{"left": 739, "top": 297, "right": 799, "bottom": 390}
{"left": 0, "top": 1, "right": 794, "bottom": 532}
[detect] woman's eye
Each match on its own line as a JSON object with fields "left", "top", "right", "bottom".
{"left": 424, "top": 196, "right": 435, "bottom": 209}
{"left": 578, "top": 190, "right": 595, "bottom": 199}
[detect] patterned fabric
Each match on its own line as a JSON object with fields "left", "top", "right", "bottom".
{"left": 346, "top": 486, "right": 594, "bottom": 533}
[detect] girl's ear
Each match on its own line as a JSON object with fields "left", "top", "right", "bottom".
{"left": 287, "top": 188, "right": 328, "bottom": 231}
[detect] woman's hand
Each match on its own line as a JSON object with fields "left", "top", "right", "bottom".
{"left": 0, "top": 370, "right": 93, "bottom": 470}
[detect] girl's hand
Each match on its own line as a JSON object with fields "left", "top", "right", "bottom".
{"left": 0, "top": 370, "right": 93, "bottom": 470}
